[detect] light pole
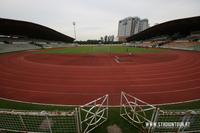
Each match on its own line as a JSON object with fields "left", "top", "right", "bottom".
{"left": 73, "top": 21, "right": 76, "bottom": 40}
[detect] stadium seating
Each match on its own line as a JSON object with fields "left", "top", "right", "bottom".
{"left": 0, "top": 39, "right": 74, "bottom": 53}
{"left": 0, "top": 43, "right": 40, "bottom": 53}
{"left": 161, "top": 41, "right": 200, "bottom": 51}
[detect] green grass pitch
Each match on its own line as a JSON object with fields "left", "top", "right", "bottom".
{"left": 39, "top": 46, "right": 166, "bottom": 54}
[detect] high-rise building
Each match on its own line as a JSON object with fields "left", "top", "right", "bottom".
{"left": 132, "top": 17, "right": 140, "bottom": 35}
{"left": 118, "top": 17, "right": 149, "bottom": 42}
{"left": 118, "top": 17, "right": 133, "bottom": 40}
{"left": 139, "top": 19, "right": 149, "bottom": 32}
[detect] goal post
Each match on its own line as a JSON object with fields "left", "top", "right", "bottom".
{"left": 0, "top": 94, "right": 109, "bottom": 133}
{"left": 79, "top": 94, "right": 109, "bottom": 133}
{"left": 120, "top": 91, "right": 200, "bottom": 133}
{"left": 120, "top": 91, "right": 159, "bottom": 133}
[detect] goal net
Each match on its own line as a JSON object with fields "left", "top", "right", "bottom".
{"left": 120, "top": 91, "right": 159, "bottom": 133}
{"left": 120, "top": 91, "right": 200, "bottom": 133}
{"left": 0, "top": 109, "right": 80, "bottom": 133}
{"left": 79, "top": 95, "right": 109, "bottom": 133}
{"left": 154, "top": 109, "right": 200, "bottom": 132}
{"left": 0, "top": 95, "right": 109, "bottom": 133}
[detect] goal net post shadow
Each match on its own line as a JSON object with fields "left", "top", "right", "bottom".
{"left": 0, "top": 109, "right": 80, "bottom": 133}
{"left": 154, "top": 109, "right": 200, "bottom": 133}
{"left": 120, "top": 91, "right": 159, "bottom": 133}
{"left": 0, "top": 94, "right": 109, "bottom": 133}
{"left": 120, "top": 91, "right": 200, "bottom": 133}
{"left": 79, "top": 94, "right": 109, "bottom": 133}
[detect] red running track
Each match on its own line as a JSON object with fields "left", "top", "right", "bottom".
{"left": 0, "top": 49, "right": 200, "bottom": 105}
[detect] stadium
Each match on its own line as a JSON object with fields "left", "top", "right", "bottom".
{"left": 0, "top": 17, "right": 200, "bottom": 133}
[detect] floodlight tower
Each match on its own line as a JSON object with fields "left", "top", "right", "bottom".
{"left": 73, "top": 21, "right": 77, "bottom": 40}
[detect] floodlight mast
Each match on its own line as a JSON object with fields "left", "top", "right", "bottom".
{"left": 73, "top": 21, "right": 77, "bottom": 40}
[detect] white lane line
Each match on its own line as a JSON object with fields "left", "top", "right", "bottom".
{"left": 114, "top": 56, "right": 120, "bottom": 63}
{"left": 131, "top": 86, "right": 200, "bottom": 94}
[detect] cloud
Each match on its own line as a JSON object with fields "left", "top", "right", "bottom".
{"left": 0, "top": 0, "right": 200, "bottom": 40}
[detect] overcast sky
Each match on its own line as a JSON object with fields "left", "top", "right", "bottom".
{"left": 0, "top": 0, "right": 200, "bottom": 40}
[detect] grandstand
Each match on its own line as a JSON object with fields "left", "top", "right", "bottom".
{"left": 0, "top": 42, "right": 40, "bottom": 53}
{"left": 161, "top": 41, "right": 200, "bottom": 51}
{"left": 0, "top": 18, "right": 74, "bottom": 42}
{"left": 0, "top": 18, "right": 75, "bottom": 53}
{"left": 127, "top": 16, "right": 200, "bottom": 42}
{"left": 130, "top": 40, "right": 200, "bottom": 51}
{"left": 127, "top": 16, "right": 200, "bottom": 51}
{"left": 0, "top": 40, "right": 74, "bottom": 53}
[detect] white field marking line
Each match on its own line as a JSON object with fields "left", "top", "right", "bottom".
{"left": 21, "top": 54, "right": 65, "bottom": 68}
{"left": 2, "top": 56, "right": 200, "bottom": 77}
{"left": 1, "top": 69, "right": 200, "bottom": 82}
{"left": 0, "top": 63, "right": 200, "bottom": 81}
{"left": 1, "top": 71, "right": 200, "bottom": 84}
{"left": 0, "top": 97, "right": 78, "bottom": 107}
{"left": 5, "top": 52, "right": 66, "bottom": 69}
{"left": 0, "top": 96, "right": 200, "bottom": 108}
{"left": 129, "top": 86, "right": 200, "bottom": 94}
{"left": 150, "top": 98, "right": 200, "bottom": 106}
{"left": 120, "top": 96, "right": 200, "bottom": 107}
{"left": 114, "top": 56, "right": 120, "bottom": 59}
{"left": 1, "top": 76, "right": 200, "bottom": 87}
{"left": 5, "top": 48, "right": 199, "bottom": 68}
{"left": 1, "top": 55, "right": 200, "bottom": 80}
{"left": 1, "top": 48, "right": 198, "bottom": 68}
{"left": 1, "top": 53, "right": 200, "bottom": 83}
{"left": 129, "top": 78, "right": 200, "bottom": 87}
{"left": 1, "top": 63, "right": 200, "bottom": 77}
{"left": 2, "top": 86, "right": 200, "bottom": 107}
{"left": 20, "top": 52, "right": 115, "bottom": 68}
{"left": 2, "top": 51, "right": 200, "bottom": 68}
{"left": 114, "top": 56, "right": 120, "bottom": 63}
{"left": 0, "top": 86, "right": 110, "bottom": 95}
{"left": 1, "top": 85, "right": 200, "bottom": 96}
